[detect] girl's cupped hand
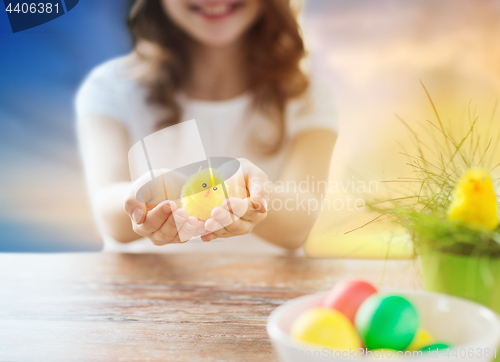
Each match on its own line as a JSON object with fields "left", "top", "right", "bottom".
{"left": 201, "top": 158, "right": 268, "bottom": 242}
{"left": 124, "top": 169, "right": 204, "bottom": 244}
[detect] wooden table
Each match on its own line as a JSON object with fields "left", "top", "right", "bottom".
{"left": 0, "top": 253, "right": 421, "bottom": 362}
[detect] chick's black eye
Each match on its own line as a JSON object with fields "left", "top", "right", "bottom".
{"left": 213, "top": 187, "right": 217, "bottom": 191}
{"left": 202, "top": 183, "right": 207, "bottom": 188}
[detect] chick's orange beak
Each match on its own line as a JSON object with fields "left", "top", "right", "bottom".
{"left": 473, "top": 180, "right": 481, "bottom": 192}
{"left": 205, "top": 189, "right": 210, "bottom": 197}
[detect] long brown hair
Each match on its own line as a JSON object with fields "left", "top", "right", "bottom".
{"left": 128, "top": 0, "right": 309, "bottom": 153}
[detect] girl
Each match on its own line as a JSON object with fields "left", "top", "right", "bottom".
{"left": 76, "top": 0, "right": 338, "bottom": 253}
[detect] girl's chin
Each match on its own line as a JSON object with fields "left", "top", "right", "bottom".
{"left": 192, "top": 32, "right": 244, "bottom": 48}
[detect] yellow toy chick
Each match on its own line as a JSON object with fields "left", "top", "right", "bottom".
{"left": 181, "top": 167, "right": 227, "bottom": 221}
{"left": 448, "top": 169, "right": 499, "bottom": 231}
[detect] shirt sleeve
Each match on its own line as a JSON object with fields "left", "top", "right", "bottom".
{"left": 74, "top": 59, "right": 130, "bottom": 124}
{"left": 286, "top": 78, "right": 340, "bottom": 139}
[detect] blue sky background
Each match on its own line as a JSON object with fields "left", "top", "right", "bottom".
{"left": 0, "top": 0, "right": 130, "bottom": 251}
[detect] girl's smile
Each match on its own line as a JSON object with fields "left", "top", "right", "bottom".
{"left": 187, "top": 1, "right": 245, "bottom": 21}
{"left": 162, "top": 0, "right": 261, "bottom": 48}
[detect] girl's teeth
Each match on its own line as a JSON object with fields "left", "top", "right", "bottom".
{"left": 202, "top": 5, "right": 231, "bottom": 16}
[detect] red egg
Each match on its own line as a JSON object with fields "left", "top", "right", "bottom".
{"left": 322, "top": 279, "right": 378, "bottom": 323}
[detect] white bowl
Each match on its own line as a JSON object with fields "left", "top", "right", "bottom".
{"left": 267, "top": 290, "right": 500, "bottom": 361}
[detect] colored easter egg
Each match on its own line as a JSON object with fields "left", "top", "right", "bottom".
{"left": 370, "top": 349, "right": 400, "bottom": 359}
{"left": 322, "top": 279, "right": 378, "bottom": 323}
{"left": 407, "top": 328, "right": 433, "bottom": 351}
{"left": 355, "top": 294, "right": 419, "bottom": 351}
{"left": 291, "top": 307, "right": 362, "bottom": 350}
{"left": 420, "top": 343, "right": 452, "bottom": 352}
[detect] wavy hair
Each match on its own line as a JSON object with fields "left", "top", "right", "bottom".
{"left": 128, "top": 0, "right": 309, "bottom": 153}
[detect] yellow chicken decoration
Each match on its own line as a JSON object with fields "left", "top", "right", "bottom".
{"left": 181, "top": 167, "right": 227, "bottom": 221}
{"left": 448, "top": 169, "right": 499, "bottom": 231}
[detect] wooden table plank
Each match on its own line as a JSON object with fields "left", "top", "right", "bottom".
{"left": 0, "top": 253, "right": 421, "bottom": 362}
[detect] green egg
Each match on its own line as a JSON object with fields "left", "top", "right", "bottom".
{"left": 420, "top": 343, "right": 452, "bottom": 352}
{"left": 355, "top": 294, "right": 419, "bottom": 351}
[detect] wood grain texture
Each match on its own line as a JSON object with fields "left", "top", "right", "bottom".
{"left": 0, "top": 253, "right": 421, "bottom": 362}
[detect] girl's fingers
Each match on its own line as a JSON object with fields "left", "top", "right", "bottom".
{"left": 197, "top": 222, "right": 207, "bottom": 234}
{"left": 178, "top": 216, "right": 201, "bottom": 242}
{"left": 150, "top": 208, "right": 193, "bottom": 245}
{"left": 137, "top": 201, "right": 177, "bottom": 234}
{"left": 211, "top": 227, "right": 231, "bottom": 238}
{"left": 219, "top": 218, "right": 253, "bottom": 236}
{"left": 210, "top": 206, "right": 233, "bottom": 227}
{"left": 150, "top": 233, "right": 178, "bottom": 246}
{"left": 248, "top": 195, "right": 268, "bottom": 215}
{"left": 222, "top": 198, "right": 248, "bottom": 218}
{"left": 205, "top": 218, "right": 225, "bottom": 234}
{"left": 151, "top": 211, "right": 181, "bottom": 244}
{"left": 173, "top": 208, "right": 189, "bottom": 220}
{"left": 201, "top": 233, "right": 217, "bottom": 242}
{"left": 223, "top": 197, "right": 265, "bottom": 221}
{"left": 124, "top": 191, "right": 147, "bottom": 225}
{"left": 206, "top": 209, "right": 253, "bottom": 238}
{"left": 202, "top": 197, "right": 267, "bottom": 238}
